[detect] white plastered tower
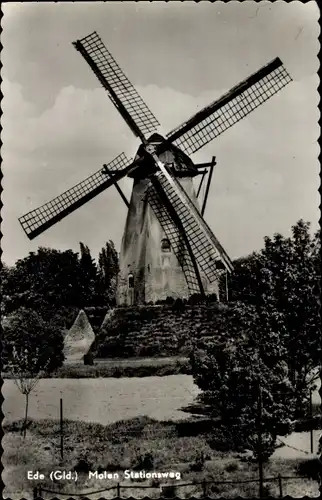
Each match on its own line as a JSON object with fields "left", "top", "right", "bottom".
{"left": 116, "top": 134, "right": 219, "bottom": 305}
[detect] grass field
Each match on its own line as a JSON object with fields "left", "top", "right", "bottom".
{"left": 94, "top": 356, "right": 189, "bottom": 366}
{"left": 3, "top": 417, "right": 319, "bottom": 499}
{"left": 2, "top": 356, "right": 191, "bottom": 379}
{"left": 56, "top": 356, "right": 191, "bottom": 378}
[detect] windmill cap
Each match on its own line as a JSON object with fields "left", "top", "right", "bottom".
{"left": 147, "top": 133, "right": 165, "bottom": 143}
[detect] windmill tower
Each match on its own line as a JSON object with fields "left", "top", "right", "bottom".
{"left": 19, "top": 32, "right": 292, "bottom": 306}
{"left": 117, "top": 134, "right": 220, "bottom": 305}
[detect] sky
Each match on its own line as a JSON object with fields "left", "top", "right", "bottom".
{"left": 2, "top": 1, "right": 320, "bottom": 266}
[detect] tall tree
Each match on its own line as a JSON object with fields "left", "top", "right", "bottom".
{"left": 224, "top": 220, "right": 321, "bottom": 408}
{"left": 97, "top": 240, "right": 119, "bottom": 303}
{"left": 79, "top": 242, "right": 98, "bottom": 306}
{"left": 1, "top": 247, "right": 87, "bottom": 316}
{"left": 191, "top": 302, "right": 295, "bottom": 460}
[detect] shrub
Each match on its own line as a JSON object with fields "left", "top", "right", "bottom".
{"left": 191, "top": 302, "right": 299, "bottom": 460}
{"left": 3, "top": 307, "right": 64, "bottom": 374}
{"left": 132, "top": 452, "right": 154, "bottom": 471}
{"left": 293, "top": 415, "right": 322, "bottom": 432}
{"left": 208, "top": 430, "right": 238, "bottom": 452}
{"left": 73, "top": 458, "right": 91, "bottom": 473}
{"left": 188, "top": 293, "right": 204, "bottom": 305}
{"left": 172, "top": 298, "right": 185, "bottom": 311}
{"left": 98, "top": 462, "right": 120, "bottom": 472}
{"left": 160, "top": 484, "right": 177, "bottom": 498}
{"left": 206, "top": 293, "right": 218, "bottom": 303}
{"left": 190, "top": 451, "right": 205, "bottom": 471}
{"left": 225, "top": 461, "right": 239, "bottom": 473}
{"left": 83, "top": 353, "right": 94, "bottom": 366}
{"left": 296, "top": 458, "right": 322, "bottom": 480}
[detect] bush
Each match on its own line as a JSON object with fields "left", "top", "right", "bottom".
{"left": 225, "top": 461, "right": 239, "bottom": 473}
{"left": 132, "top": 452, "right": 154, "bottom": 471}
{"left": 208, "top": 429, "right": 239, "bottom": 452}
{"left": 190, "top": 451, "right": 205, "bottom": 471}
{"left": 160, "top": 484, "right": 177, "bottom": 498}
{"left": 97, "top": 462, "right": 120, "bottom": 473}
{"left": 293, "top": 415, "right": 322, "bottom": 432}
{"left": 206, "top": 293, "right": 218, "bottom": 303}
{"left": 191, "top": 302, "right": 301, "bottom": 460}
{"left": 3, "top": 307, "right": 64, "bottom": 374}
{"left": 73, "top": 458, "right": 91, "bottom": 473}
{"left": 297, "top": 458, "right": 322, "bottom": 480}
{"left": 188, "top": 293, "right": 204, "bottom": 305}
{"left": 83, "top": 353, "right": 94, "bottom": 366}
{"left": 172, "top": 298, "right": 185, "bottom": 311}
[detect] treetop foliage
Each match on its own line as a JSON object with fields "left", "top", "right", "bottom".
{"left": 193, "top": 220, "right": 320, "bottom": 459}
{"left": 224, "top": 220, "right": 321, "bottom": 372}
{"left": 1, "top": 241, "right": 119, "bottom": 319}
{"left": 2, "top": 307, "right": 65, "bottom": 375}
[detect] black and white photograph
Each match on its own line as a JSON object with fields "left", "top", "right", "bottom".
{"left": 1, "top": 2, "right": 321, "bottom": 498}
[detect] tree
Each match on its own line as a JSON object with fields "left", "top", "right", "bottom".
{"left": 2, "top": 241, "right": 120, "bottom": 323}
{"left": 97, "top": 240, "right": 119, "bottom": 304}
{"left": 0, "top": 246, "right": 108, "bottom": 321}
{"left": 191, "top": 302, "right": 295, "bottom": 460}
{"left": 263, "top": 222, "right": 320, "bottom": 398}
{"left": 1, "top": 248, "right": 87, "bottom": 315}
{"left": 225, "top": 220, "right": 321, "bottom": 411}
{"left": 79, "top": 242, "right": 98, "bottom": 306}
{"left": 3, "top": 308, "right": 65, "bottom": 437}
{"left": 0, "top": 263, "right": 15, "bottom": 316}
{"left": 222, "top": 252, "right": 264, "bottom": 305}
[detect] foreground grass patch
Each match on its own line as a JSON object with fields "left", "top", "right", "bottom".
{"left": 3, "top": 417, "right": 320, "bottom": 499}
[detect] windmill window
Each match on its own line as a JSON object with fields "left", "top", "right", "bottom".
{"left": 161, "top": 238, "right": 171, "bottom": 253}
{"left": 128, "top": 273, "right": 134, "bottom": 289}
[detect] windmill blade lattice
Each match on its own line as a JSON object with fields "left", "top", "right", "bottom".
{"left": 167, "top": 58, "right": 292, "bottom": 155}
{"left": 146, "top": 182, "right": 202, "bottom": 295}
{"left": 150, "top": 166, "right": 233, "bottom": 282}
{"left": 19, "top": 153, "right": 132, "bottom": 240}
{"left": 73, "top": 32, "right": 160, "bottom": 140}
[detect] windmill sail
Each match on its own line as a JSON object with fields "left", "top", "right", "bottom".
{"left": 19, "top": 153, "right": 132, "bottom": 240}
{"left": 167, "top": 57, "right": 292, "bottom": 155}
{"left": 154, "top": 170, "right": 232, "bottom": 281}
{"left": 147, "top": 182, "right": 202, "bottom": 295}
{"left": 146, "top": 150, "right": 233, "bottom": 282}
{"left": 73, "top": 32, "right": 160, "bottom": 141}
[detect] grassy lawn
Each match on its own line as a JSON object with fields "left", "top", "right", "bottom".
{"left": 2, "top": 357, "right": 191, "bottom": 379}
{"left": 94, "top": 356, "right": 189, "bottom": 366}
{"left": 3, "top": 417, "right": 319, "bottom": 499}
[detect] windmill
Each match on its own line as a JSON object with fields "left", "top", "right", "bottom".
{"left": 19, "top": 32, "right": 292, "bottom": 306}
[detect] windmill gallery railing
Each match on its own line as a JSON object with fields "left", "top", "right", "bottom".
{"left": 33, "top": 473, "right": 317, "bottom": 499}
